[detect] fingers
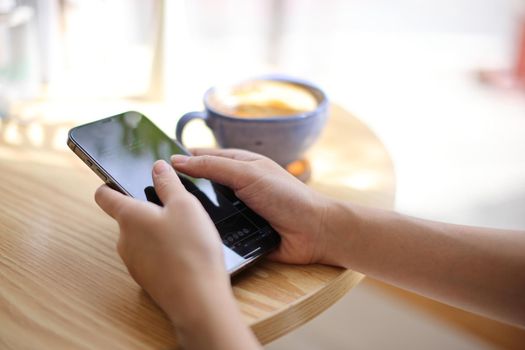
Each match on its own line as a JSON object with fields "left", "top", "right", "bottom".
{"left": 96, "top": 161, "right": 185, "bottom": 220}
{"left": 171, "top": 154, "right": 249, "bottom": 189}
{"left": 189, "top": 148, "right": 263, "bottom": 161}
{"left": 152, "top": 160, "right": 185, "bottom": 206}
{"left": 95, "top": 185, "right": 136, "bottom": 220}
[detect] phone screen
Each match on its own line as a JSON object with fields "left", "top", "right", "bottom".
{"left": 69, "top": 112, "right": 280, "bottom": 266}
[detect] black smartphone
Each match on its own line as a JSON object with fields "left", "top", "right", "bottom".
{"left": 67, "top": 111, "right": 280, "bottom": 275}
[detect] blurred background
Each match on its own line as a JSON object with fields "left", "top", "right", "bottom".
{"left": 1, "top": 0, "right": 524, "bottom": 348}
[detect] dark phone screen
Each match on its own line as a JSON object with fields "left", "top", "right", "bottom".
{"left": 70, "top": 112, "right": 273, "bottom": 247}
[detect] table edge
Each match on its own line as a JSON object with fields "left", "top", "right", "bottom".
{"left": 250, "top": 269, "right": 365, "bottom": 344}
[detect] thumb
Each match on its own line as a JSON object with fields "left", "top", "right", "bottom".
{"left": 152, "top": 160, "right": 185, "bottom": 206}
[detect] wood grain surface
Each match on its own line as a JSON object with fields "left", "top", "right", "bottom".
{"left": 0, "top": 104, "right": 395, "bottom": 349}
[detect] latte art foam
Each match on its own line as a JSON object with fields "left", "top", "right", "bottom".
{"left": 209, "top": 80, "right": 319, "bottom": 118}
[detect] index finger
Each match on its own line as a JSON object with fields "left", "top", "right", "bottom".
{"left": 190, "top": 148, "right": 263, "bottom": 161}
{"left": 94, "top": 185, "right": 136, "bottom": 220}
{"left": 171, "top": 154, "right": 249, "bottom": 190}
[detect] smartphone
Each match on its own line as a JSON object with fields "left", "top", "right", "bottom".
{"left": 67, "top": 111, "right": 280, "bottom": 275}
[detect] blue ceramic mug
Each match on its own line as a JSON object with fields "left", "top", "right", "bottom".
{"left": 175, "top": 76, "right": 329, "bottom": 166}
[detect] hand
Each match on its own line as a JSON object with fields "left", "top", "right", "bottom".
{"left": 94, "top": 160, "right": 229, "bottom": 326}
{"left": 171, "top": 149, "right": 332, "bottom": 265}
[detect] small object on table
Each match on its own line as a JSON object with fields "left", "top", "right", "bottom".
{"left": 286, "top": 158, "right": 311, "bottom": 182}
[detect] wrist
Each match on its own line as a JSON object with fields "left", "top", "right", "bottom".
{"left": 169, "top": 275, "right": 261, "bottom": 350}
{"left": 163, "top": 268, "right": 231, "bottom": 327}
{"left": 317, "top": 198, "right": 361, "bottom": 268}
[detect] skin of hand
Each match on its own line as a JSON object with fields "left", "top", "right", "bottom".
{"left": 95, "top": 160, "right": 261, "bottom": 350}
{"left": 171, "top": 148, "right": 333, "bottom": 266}
{"left": 95, "top": 149, "right": 525, "bottom": 334}
{"left": 173, "top": 149, "right": 525, "bottom": 328}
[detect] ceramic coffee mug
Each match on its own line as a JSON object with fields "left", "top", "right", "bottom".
{"left": 175, "top": 76, "right": 329, "bottom": 166}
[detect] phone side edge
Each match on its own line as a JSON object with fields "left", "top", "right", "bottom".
{"left": 66, "top": 132, "right": 130, "bottom": 196}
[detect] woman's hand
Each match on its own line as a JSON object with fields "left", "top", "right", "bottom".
{"left": 171, "top": 149, "right": 333, "bottom": 266}
{"left": 95, "top": 160, "right": 227, "bottom": 325}
{"left": 95, "top": 160, "right": 262, "bottom": 349}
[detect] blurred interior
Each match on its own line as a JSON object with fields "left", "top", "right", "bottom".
{"left": 1, "top": 0, "right": 524, "bottom": 349}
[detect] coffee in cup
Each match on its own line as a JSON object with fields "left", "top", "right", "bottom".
{"left": 207, "top": 80, "right": 319, "bottom": 118}
{"left": 176, "top": 76, "right": 328, "bottom": 167}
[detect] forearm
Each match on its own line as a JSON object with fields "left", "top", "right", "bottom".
{"left": 322, "top": 199, "right": 525, "bottom": 327}
{"left": 167, "top": 274, "right": 261, "bottom": 350}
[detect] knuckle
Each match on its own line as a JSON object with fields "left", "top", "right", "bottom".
{"left": 260, "top": 157, "right": 276, "bottom": 168}
{"left": 94, "top": 186, "right": 104, "bottom": 201}
{"left": 114, "top": 202, "right": 139, "bottom": 226}
{"left": 116, "top": 238, "right": 125, "bottom": 259}
{"left": 118, "top": 217, "right": 131, "bottom": 233}
{"left": 178, "top": 194, "right": 199, "bottom": 209}
{"left": 114, "top": 203, "right": 129, "bottom": 222}
{"left": 171, "top": 194, "right": 201, "bottom": 214}
{"left": 196, "top": 155, "right": 212, "bottom": 170}
{"left": 155, "top": 177, "right": 170, "bottom": 193}
{"left": 244, "top": 161, "right": 261, "bottom": 177}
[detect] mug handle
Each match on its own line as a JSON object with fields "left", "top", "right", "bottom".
{"left": 175, "top": 111, "right": 208, "bottom": 145}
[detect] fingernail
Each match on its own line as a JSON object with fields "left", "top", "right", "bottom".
{"left": 153, "top": 160, "right": 170, "bottom": 175}
{"left": 171, "top": 154, "right": 189, "bottom": 164}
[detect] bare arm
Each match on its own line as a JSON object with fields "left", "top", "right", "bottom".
{"left": 173, "top": 149, "right": 525, "bottom": 328}
{"left": 323, "top": 201, "right": 525, "bottom": 327}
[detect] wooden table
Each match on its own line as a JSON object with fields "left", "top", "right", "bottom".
{"left": 0, "top": 104, "right": 395, "bottom": 349}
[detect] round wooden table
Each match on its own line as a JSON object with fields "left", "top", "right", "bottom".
{"left": 0, "top": 104, "right": 395, "bottom": 349}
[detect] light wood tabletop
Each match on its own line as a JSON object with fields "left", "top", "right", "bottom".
{"left": 0, "top": 104, "right": 395, "bottom": 349}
